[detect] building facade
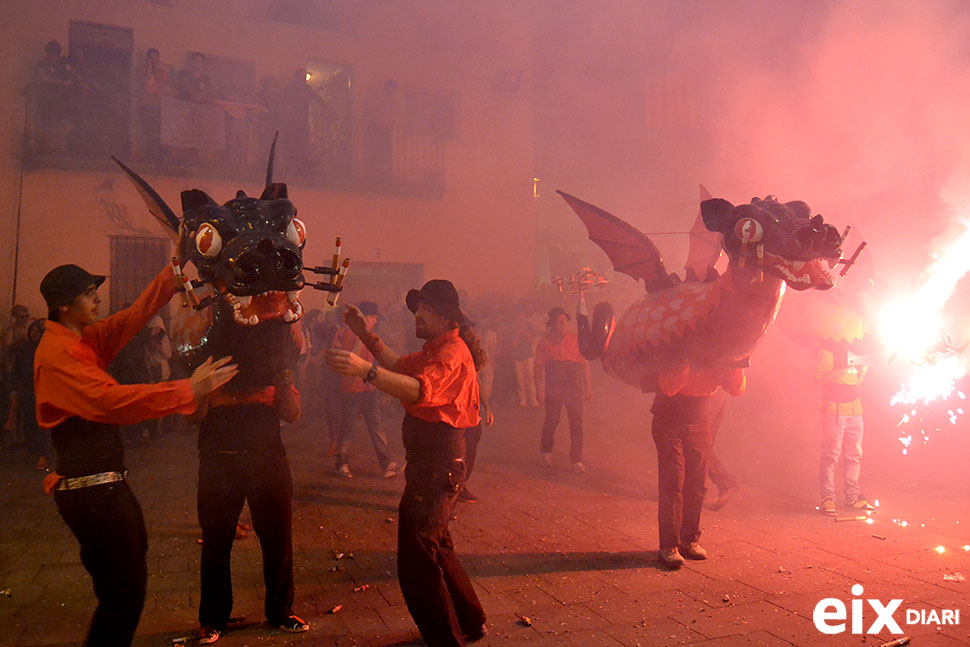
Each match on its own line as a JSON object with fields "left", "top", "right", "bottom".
{"left": 0, "top": 0, "right": 537, "bottom": 316}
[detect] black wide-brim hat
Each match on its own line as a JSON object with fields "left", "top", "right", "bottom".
{"left": 406, "top": 279, "right": 465, "bottom": 324}
{"left": 41, "top": 264, "right": 106, "bottom": 312}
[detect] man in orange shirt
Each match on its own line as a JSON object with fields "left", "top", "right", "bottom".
{"left": 34, "top": 262, "right": 237, "bottom": 647}
{"left": 534, "top": 307, "right": 591, "bottom": 472}
{"left": 330, "top": 301, "right": 400, "bottom": 479}
{"left": 325, "top": 279, "right": 487, "bottom": 647}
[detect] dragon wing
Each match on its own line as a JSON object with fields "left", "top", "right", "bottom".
{"left": 557, "top": 190, "right": 674, "bottom": 292}
{"left": 684, "top": 184, "right": 723, "bottom": 282}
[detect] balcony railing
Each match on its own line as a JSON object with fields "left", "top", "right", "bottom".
{"left": 23, "top": 83, "right": 445, "bottom": 198}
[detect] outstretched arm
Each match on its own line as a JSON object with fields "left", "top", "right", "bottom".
{"left": 324, "top": 348, "right": 420, "bottom": 403}
{"left": 84, "top": 266, "right": 177, "bottom": 365}
{"left": 341, "top": 305, "right": 400, "bottom": 368}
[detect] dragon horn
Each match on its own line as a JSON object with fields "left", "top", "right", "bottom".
{"left": 265, "top": 131, "right": 279, "bottom": 188}
{"left": 111, "top": 156, "right": 181, "bottom": 234}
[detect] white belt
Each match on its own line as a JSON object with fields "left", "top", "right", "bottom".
{"left": 55, "top": 470, "right": 126, "bottom": 491}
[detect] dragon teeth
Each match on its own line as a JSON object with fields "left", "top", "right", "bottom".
{"left": 283, "top": 310, "right": 297, "bottom": 322}
{"left": 232, "top": 310, "right": 260, "bottom": 326}
{"left": 237, "top": 295, "right": 252, "bottom": 308}
{"left": 286, "top": 290, "right": 301, "bottom": 303}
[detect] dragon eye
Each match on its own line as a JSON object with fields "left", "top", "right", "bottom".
{"left": 195, "top": 223, "right": 222, "bottom": 257}
{"left": 286, "top": 218, "right": 307, "bottom": 248}
{"left": 733, "top": 217, "right": 763, "bottom": 243}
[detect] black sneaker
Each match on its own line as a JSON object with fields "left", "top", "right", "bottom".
{"left": 457, "top": 486, "right": 479, "bottom": 502}
{"left": 464, "top": 623, "right": 487, "bottom": 643}
{"left": 274, "top": 614, "right": 309, "bottom": 632}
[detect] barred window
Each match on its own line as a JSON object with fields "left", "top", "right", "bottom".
{"left": 108, "top": 236, "right": 170, "bottom": 314}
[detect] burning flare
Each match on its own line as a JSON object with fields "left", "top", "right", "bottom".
{"left": 880, "top": 221, "right": 970, "bottom": 448}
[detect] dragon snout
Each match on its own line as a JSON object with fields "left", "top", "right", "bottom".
{"left": 234, "top": 252, "right": 262, "bottom": 284}
{"left": 276, "top": 248, "right": 303, "bottom": 281}
{"left": 233, "top": 241, "right": 303, "bottom": 287}
{"left": 794, "top": 216, "right": 841, "bottom": 257}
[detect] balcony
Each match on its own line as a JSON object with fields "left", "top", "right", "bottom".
{"left": 23, "top": 82, "right": 445, "bottom": 198}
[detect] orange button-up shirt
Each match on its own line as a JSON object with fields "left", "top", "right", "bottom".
{"left": 394, "top": 328, "right": 479, "bottom": 428}
{"left": 34, "top": 267, "right": 197, "bottom": 428}
{"left": 534, "top": 332, "right": 585, "bottom": 367}
{"left": 657, "top": 362, "right": 746, "bottom": 398}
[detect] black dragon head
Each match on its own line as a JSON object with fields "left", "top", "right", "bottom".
{"left": 180, "top": 183, "right": 305, "bottom": 326}
{"left": 114, "top": 136, "right": 307, "bottom": 326}
{"left": 701, "top": 195, "right": 843, "bottom": 291}
{"left": 113, "top": 137, "right": 309, "bottom": 388}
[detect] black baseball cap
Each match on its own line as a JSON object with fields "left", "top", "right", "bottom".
{"left": 41, "top": 264, "right": 105, "bottom": 312}
{"left": 358, "top": 301, "right": 379, "bottom": 316}
{"left": 406, "top": 279, "right": 465, "bottom": 324}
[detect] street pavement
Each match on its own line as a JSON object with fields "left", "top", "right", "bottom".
{"left": 1, "top": 386, "right": 968, "bottom": 647}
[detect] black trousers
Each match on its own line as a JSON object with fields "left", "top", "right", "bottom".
{"left": 540, "top": 393, "right": 584, "bottom": 462}
{"left": 54, "top": 481, "right": 148, "bottom": 647}
{"left": 707, "top": 391, "right": 738, "bottom": 491}
{"left": 398, "top": 415, "right": 485, "bottom": 647}
{"left": 198, "top": 449, "right": 295, "bottom": 628}
{"left": 197, "top": 404, "right": 295, "bottom": 630}
{"left": 651, "top": 393, "right": 714, "bottom": 550}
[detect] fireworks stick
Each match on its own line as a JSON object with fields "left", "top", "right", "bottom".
{"left": 327, "top": 258, "right": 351, "bottom": 307}
{"left": 877, "top": 637, "right": 910, "bottom": 647}
{"left": 169, "top": 258, "right": 187, "bottom": 306}
{"left": 840, "top": 225, "right": 852, "bottom": 242}
{"left": 839, "top": 241, "right": 867, "bottom": 276}
{"left": 834, "top": 515, "right": 867, "bottom": 522}
{"left": 755, "top": 242, "right": 764, "bottom": 282}
{"left": 182, "top": 275, "right": 200, "bottom": 308}
{"left": 330, "top": 237, "right": 342, "bottom": 285}
{"left": 170, "top": 257, "right": 200, "bottom": 308}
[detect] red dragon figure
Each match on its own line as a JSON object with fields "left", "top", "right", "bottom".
{"left": 559, "top": 190, "right": 845, "bottom": 396}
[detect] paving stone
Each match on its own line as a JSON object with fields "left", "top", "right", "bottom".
{"left": 669, "top": 600, "right": 799, "bottom": 640}
{"left": 685, "top": 629, "right": 792, "bottom": 646}
{"left": 604, "top": 617, "right": 707, "bottom": 647}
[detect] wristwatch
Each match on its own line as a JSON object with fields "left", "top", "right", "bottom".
{"left": 363, "top": 363, "right": 379, "bottom": 383}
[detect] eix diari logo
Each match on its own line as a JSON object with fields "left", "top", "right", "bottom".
{"left": 814, "top": 584, "right": 960, "bottom": 635}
